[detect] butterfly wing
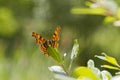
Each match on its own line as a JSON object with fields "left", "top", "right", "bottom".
{"left": 32, "top": 32, "right": 49, "bottom": 55}
{"left": 32, "top": 32, "right": 46, "bottom": 44}
{"left": 51, "top": 26, "right": 61, "bottom": 48}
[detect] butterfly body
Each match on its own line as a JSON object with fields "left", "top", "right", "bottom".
{"left": 32, "top": 26, "right": 61, "bottom": 55}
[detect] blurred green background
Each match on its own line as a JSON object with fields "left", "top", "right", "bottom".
{"left": 0, "top": 0, "right": 120, "bottom": 80}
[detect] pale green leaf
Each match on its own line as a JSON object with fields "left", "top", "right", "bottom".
{"left": 85, "top": 1, "right": 93, "bottom": 7}
{"left": 71, "top": 39, "right": 79, "bottom": 59}
{"left": 101, "top": 65, "right": 120, "bottom": 70}
{"left": 95, "top": 55, "right": 106, "bottom": 61}
{"left": 104, "top": 16, "right": 116, "bottom": 24}
{"left": 71, "top": 8, "right": 106, "bottom": 15}
{"left": 103, "top": 53, "right": 119, "bottom": 67}
{"left": 95, "top": 53, "right": 120, "bottom": 67}
{"left": 73, "top": 67, "right": 100, "bottom": 80}
{"left": 115, "top": 72, "right": 120, "bottom": 75}
{"left": 117, "top": 8, "right": 120, "bottom": 19}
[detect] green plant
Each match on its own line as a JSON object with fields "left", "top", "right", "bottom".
{"left": 37, "top": 39, "right": 120, "bottom": 80}
{"left": 95, "top": 53, "right": 120, "bottom": 74}
{"left": 71, "top": 0, "right": 120, "bottom": 26}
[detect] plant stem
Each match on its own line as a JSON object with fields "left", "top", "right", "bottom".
{"left": 61, "top": 62, "right": 69, "bottom": 76}
{"left": 68, "top": 59, "right": 74, "bottom": 73}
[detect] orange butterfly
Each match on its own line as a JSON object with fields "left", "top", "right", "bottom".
{"left": 32, "top": 26, "right": 61, "bottom": 55}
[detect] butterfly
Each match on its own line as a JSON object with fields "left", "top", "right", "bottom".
{"left": 32, "top": 26, "right": 61, "bottom": 55}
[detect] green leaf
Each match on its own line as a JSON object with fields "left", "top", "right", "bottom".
{"left": 101, "top": 65, "right": 120, "bottom": 70}
{"left": 104, "top": 16, "right": 116, "bottom": 24}
{"left": 85, "top": 1, "right": 93, "bottom": 7}
{"left": 71, "top": 39, "right": 79, "bottom": 59}
{"left": 117, "top": 8, "right": 120, "bottom": 19}
{"left": 71, "top": 8, "right": 106, "bottom": 15}
{"left": 95, "top": 53, "right": 120, "bottom": 67}
{"left": 73, "top": 67, "right": 100, "bottom": 80}
{"left": 115, "top": 72, "right": 120, "bottom": 75}
{"left": 47, "top": 46, "right": 62, "bottom": 63}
